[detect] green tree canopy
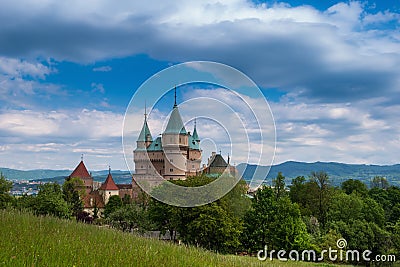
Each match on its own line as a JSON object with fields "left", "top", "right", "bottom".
{"left": 34, "top": 183, "right": 70, "bottom": 219}
{"left": 104, "top": 195, "right": 123, "bottom": 218}
{"left": 341, "top": 179, "right": 368, "bottom": 196}
{"left": 242, "top": 186, "right": 311, "bottom": 252}
{"left": 62, "top": 177, "right": 85, "bottom": 216}
{"left": 0, "top": 173, "right": 14, "bottom": 209}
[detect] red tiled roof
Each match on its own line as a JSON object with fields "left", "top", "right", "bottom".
{"left": 99, "top": 173, "right": 119, "bottom": 190}
{"left": 83, "top": 191, "right": 105, "bottom": 208}
{"left": 117, "top": 184, "right": 132, "bottom": 189}
{"left": 69, "top": 161, "right": 91, "bottom": 179}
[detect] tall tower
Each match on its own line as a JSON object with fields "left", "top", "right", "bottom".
{"left": 134, "top": 108, "right": 153, "bottom": 177}
{"left": 187, "top": 119, "right": 202, "bottom": 176}
{"left": 162, "top": 88, "right": 188, "bottom": 180}
{"left": 133, "top": 88, "right": 202, "bottom": 182}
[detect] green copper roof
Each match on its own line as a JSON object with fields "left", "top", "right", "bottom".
{"left": 192, "top": 125, "right": 199, "bottom": 141}
{"left": 147, "top": 136, "right": 163, "bottom": 151}
{"left": 188, "top": 135, "right": 200, "bottom": 150}
{"left": 137, "top": 118, "right": 152, "bottom": 142}
{"left": 164, "top": 106, "right": 187, "bottom": 134}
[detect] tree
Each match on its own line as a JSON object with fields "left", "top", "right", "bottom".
{"left": 371, "top": 176, "right": 389, "bottom": 189}
{"left": 330, "top": 219, "right": 391, "bottom": 260}
{"left": 185, "top": 203, "right": 242, "bottom": 253}
{"left": 107, "top": 203, "right": 153, "bottom": 233}
{"left": 148, "top": 175, "right": 248, "bottom": 253}
{"left": 104, "top": 195, "right": 122, "bottom": 218}
{"left": 272, "top": 172, "right": 286, "bottom": 199}
{"left": 327, "top": 191, "right": 385, "bottom": 227}
{"left": 341, "top": 179, "right": 368, "bottom": 196}
{"left": 0, "top": 173, "right": 14, "bottom": 209}
{"left": 62, "top": 177, "right": 85, "bottom": 217}
{"left": 369, "top": 186, "right": 400, "bottom": 224}
{"left": 310, "top": 171, "right": 332, "bottom": 227}
{"left": 0, "top": 173, "right": 12, "bottom": 194}
{"left": 242, "top": 186, "right": 311, "bottom": 252}
{"left": 34, "top": 183, "right": 70, "bottom": 218}
{"left": 148, "top": 199, "right": 179, "bottom": 240}
{"left": 289, "top": 176, "right": 310, "bottom": 215}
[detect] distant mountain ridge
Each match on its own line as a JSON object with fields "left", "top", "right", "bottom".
{"left": 3, "top": 161, "right": 400, "bottom": 187}
{"left": 237, "top": 161, "right": 400, "bottom": 187}
{"left": 0, "top": 167, "right": 130, "bottom": 182}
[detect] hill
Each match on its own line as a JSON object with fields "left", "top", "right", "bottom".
{"left": 237, "top": 161, "right": 400, "bottom": 187}
{"left": 0, "top": 167, "right": 132, "bottom": 184}
{"left": 3, "top": 160, "right": 400, "bottom": 187}
{"left": 0, "top": 209, "right": 329, "bottom": 267}
{"left": 0, "top": 167, "right": 132, "bottom": 181}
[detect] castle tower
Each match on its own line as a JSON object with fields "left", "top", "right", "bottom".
{"left": 68, "top": 156, "right": 93, "bottom": 194}
{"left": 134, "top": 108, "right": 153, "bottom": 177}
{"left": 133, "top": 87, "right": 202, "bottom": 181}
{"left": 162, "top": 88, "right": 188, "bottom": 180}
{"left": 99, "top": 167, "right": 119, "bottom": 204}
{"left": 187, "top": 119, "right": 202, "bottom": 176}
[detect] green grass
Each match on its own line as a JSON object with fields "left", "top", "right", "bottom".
{"left": 0, "top": 210, "right": 339, "bottom": 267}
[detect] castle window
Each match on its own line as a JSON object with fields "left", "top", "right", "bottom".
{"left": 170, "top": 168, "right": 173, "bottom": 172}
{"left": 192, "top": 165, "right": 194, "bottom": 168}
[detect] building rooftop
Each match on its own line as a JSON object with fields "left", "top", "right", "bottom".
{"left": 164, "top": 105, "right": 187, "bottom": 134}
{"left": 147, "top": 136, "right": 163, "bottom": 151}
{"left": 69, "top": 160, "right": 91, "bottom": 179}
{"left": 99, "top": 171, "right": 119, "bottom": 190}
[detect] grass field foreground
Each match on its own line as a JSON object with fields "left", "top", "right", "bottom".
{"left": 0, "top": 209, "right": 340, "bottom": 267}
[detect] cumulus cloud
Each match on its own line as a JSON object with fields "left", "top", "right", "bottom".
{"left": 93, "top": 66, "right": 112, "bottom": 72}
{"left": 0, "top": 109, "right": 127, "bottom": 169}
{"left": 0, "top": 0, "right": 399, "bottom": 104}
{"left": 1, "top": 0, "right": 400, "bottom": 168}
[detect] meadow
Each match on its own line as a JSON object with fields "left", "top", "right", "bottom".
{"left": 0, "top": 209, "right": 339, "bottom": 267}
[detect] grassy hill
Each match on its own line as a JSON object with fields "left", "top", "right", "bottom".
{"left": 0, "top": 210, "right": 338, "bottom": 267}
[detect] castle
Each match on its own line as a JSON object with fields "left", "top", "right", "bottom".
{"left": 66, "top": 159, "right": 133, "bottom": 216}
{"left": 133, "top": 91, "right": 202, "bottom": 181}
{"left": 66, "top": 90, "right": 237, "bottom": 216}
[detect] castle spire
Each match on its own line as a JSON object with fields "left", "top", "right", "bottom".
{"left": 137, "top": 103, "right": 153, "bottom": 143}
{"left": 164, "top": 87, "right": 187, "bottom": 134}
{"left": 192, "top": 118, "right": 200, "bottom": 142}
{"left": 174, "top": 86, "right": 177, "bottom": 108}
{"left": 144, "top": 101, "right": 147, "bottom": 121}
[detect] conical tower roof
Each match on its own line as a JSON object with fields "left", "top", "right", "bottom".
{"left": 192, "top": 119, "right": 199, "bottom": 141}
{"left": 164, "top": 105, "right": 187, "bottom": 134}
{"left": 137, "top": 114, "right": 152, "bottom": 142}
{"left": 99, "top": 169, "right": 119, "bottom": 190}
{"left": 69, "top": 160, "right": 91, "bottom": 179}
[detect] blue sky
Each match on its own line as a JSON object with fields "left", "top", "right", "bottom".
{"left": 0, "top": 0, "right": 399, "bottom": 170}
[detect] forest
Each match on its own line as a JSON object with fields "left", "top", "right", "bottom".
{"left": 1, "top": 172, "right": 399, "bottom": 264}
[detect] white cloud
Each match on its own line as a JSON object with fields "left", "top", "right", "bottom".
{"left": 0, "top": 56, "right": 52, "bottom": 79}
{"left": 0, "top": 0, "right": 400, "bottom": 168}
{"left": 0, "top": 1, "right": 398, "bottom": 112}
{"left": 91, "top": 82, "right": 105, "bottom": 94}
{"left": 93, "top": 65, "right": 112, "bottom": 72}
{"left": 0, "top": 109, "right": 127, "bottom": 169}
{"left": 0, "top": 109, "right": 123, "bottom": 138}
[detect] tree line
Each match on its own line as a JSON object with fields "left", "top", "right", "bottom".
{"left": 1, "top": 172, "right": 400, "bottom": 263}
